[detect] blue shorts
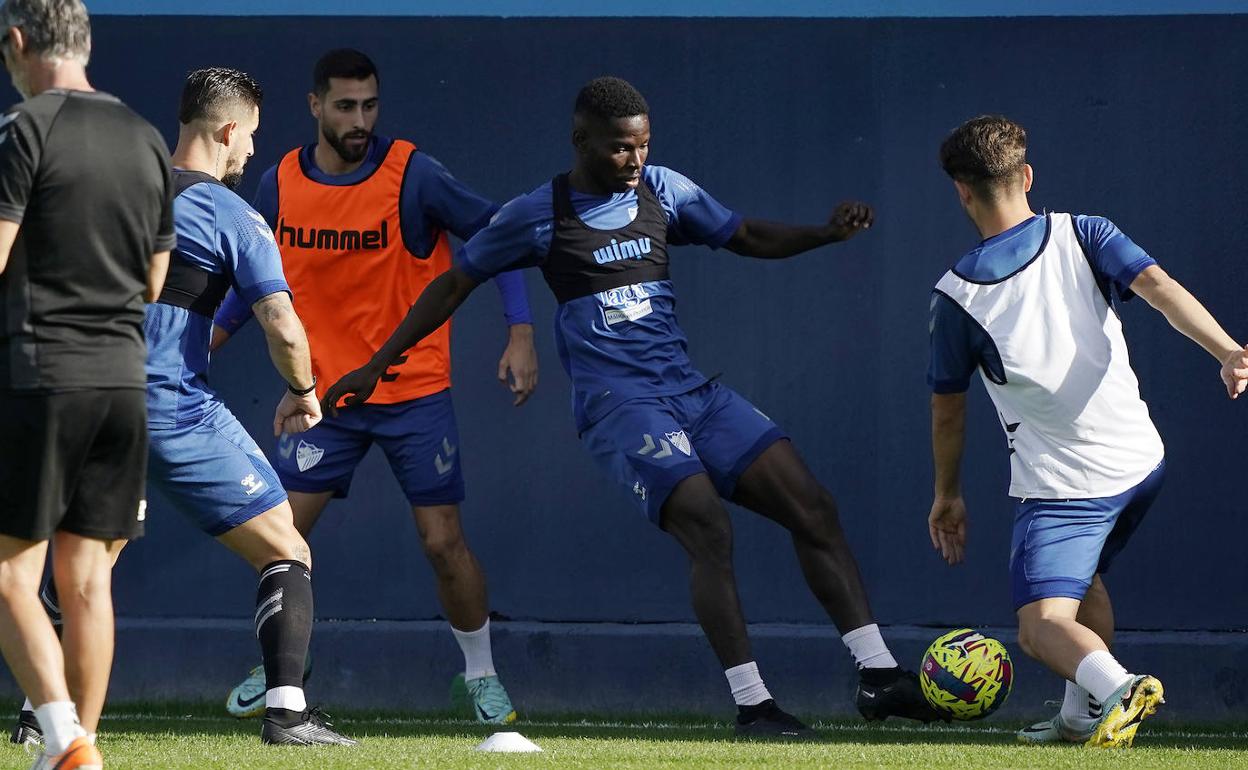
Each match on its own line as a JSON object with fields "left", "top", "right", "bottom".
{"left": 1009, "top": 460, "right": 1166, "bottom": 610}
{"left": 148, "top": 401, "right": 288, "bottom": 537}
{"left": 582, "top": 381, "right": 786, "bottom": 524}
{"left": 273, "top": 389, "right": 464, "bottom": 507}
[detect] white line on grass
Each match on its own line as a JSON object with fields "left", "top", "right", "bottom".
{"left": 93, "top": 712, "right": 1248, "bottom": 741}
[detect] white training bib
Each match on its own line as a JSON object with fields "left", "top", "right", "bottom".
{"left": 935, "top": 213, "right": 1164, "bottom": 499}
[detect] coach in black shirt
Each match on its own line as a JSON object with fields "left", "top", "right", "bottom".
{"left": 0, "top": 0, "right": 173, "bottom": 764}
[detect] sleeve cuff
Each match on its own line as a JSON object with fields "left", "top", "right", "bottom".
{"left": 154, "top": 232, "right": 177, "bottom": 252}
{"left": 238, "top": 280, "right": 291, "bottom": 307}
{"left": 1114, "top": 256, "right": 1157, "bottom": 302}
{"left": 707, "top": 212, "right": 744, "bottom": 250}
{"left": 0, "top": 205, "right": 25, "bottom": 224}
{"left": 456, "top": 252, "right": 493, "bottom": 283}
{"left": 929, "top": 376, "right": 971, "bottom": 394}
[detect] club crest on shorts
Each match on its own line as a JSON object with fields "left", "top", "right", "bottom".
{"left": 665, "top": 430, "right": 692, "bottom": 456}
{"left": 296, "top": 440, "right": 324, "bottom": 472}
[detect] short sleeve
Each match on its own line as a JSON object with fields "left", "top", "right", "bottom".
{"left": 217, "top": 192, "right": 289, "bottom": 306}
{"left": 250, "top": 165, "right": 280, "bottom": 229}
{"left": 456, "top": 192, "right": 550, "bottom": 283}
{"left": 401, "top": 152, "right": 498, "bottom": 246}
{"left": 928, "top": 292, "right": 992, "bottom": 394}
{"left": 153, "top": 137, "right": 176, "bottom": 252}
{"left": 0, "top": 110, "right": 41, "bottom": 224}
{"left": 1073, "top": 215, "right": 1156, "bottom": 302}
{"left": 648, "top": 167, "right": 742, "bottom": 249}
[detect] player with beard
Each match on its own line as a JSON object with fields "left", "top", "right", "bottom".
{"left": 213, "top": 49, "right": 536, "bottom": 724}
{"left": 322, "top": 76, "right": 943, "bottom": 738}
{"left": 148, "top": 67, "right": 356, "bottom": 746}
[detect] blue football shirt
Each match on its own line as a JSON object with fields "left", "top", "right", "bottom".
{"left": 145, "top": 176, "right": 289, "bottom": 427}
{"left": 457, "top": 165, "right": 742, "bottom": 431}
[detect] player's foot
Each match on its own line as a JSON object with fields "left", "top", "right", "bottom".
{"left": 260, "top": 707, "right": 357, "bottom": 746}
{"left": 855, "top": 667, "right": 948, "bottom": 723}
{"left": 9, "top": 709, "right": 42, "bottom": 746}
{"left": 28, "top": 735, "right": 102, "bottom": 770}
{"left": 734, "top": 699, "right": 816, "bottom": 740}
{"left": 226, "top": 657, "right": 314, "bottom": 719}
{"left": 1084, "top": 675, "right": 1164, "bottom": 749}
{"left": 226, "top": 665, "right": 267, "bottom": 719}
{"left": 451, "top": 673, "right": 518, "bottom": 724}
{"left": 1016, "top": 713, "right": 1092, "bottom": 744}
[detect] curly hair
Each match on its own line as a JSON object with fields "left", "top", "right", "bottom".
{"left": 574, "top": 76, "right": 649, "bottom": 121}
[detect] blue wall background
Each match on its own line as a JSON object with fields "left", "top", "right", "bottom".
{"left": 82, "top": 13, "right": 1248, "bottom": 635}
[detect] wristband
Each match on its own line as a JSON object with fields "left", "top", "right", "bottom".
{"left": 288, "top": 376, "right": 317, "bottom": 396}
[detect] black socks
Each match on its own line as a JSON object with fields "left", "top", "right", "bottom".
{"left": 255, "top": 560, "right": 313, "bottom": 691}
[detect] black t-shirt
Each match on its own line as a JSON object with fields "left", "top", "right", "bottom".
{"left": 0, "top": 89, "right": 175, "bottom": 392}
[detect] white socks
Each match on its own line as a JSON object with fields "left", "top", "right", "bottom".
{"left": 21, "top": 697, "right": 32, "bottom": 712}
{"left": 842, "top": 624, "right": 899, "bottom": 669}
{"left": 265, "top": 685, "right": 307, "bottom": 712}
{"left": 453, "top": 619, "right": 497, "bottom": 682}
{"left": 725, "top": 661, "right": 773, "bottom": 707}
{"left": 33, "top": 701, "right": 86, "bottom": 756}
{"left": 1060, "top": 680, "right": 1101, "bottom": 731}
{"left": 1074, "top": 650, "right": 1133, "bottom": 706}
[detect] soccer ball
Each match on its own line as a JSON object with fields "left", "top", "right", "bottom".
{"left": 919, "top": 628, "right": 1013, "bottom": 720}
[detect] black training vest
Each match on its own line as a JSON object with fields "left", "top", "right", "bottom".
{"left": 540, "top": 173, "right": 670, "bottom": 304}
{"left": 156, "top": 170, "right": 233, "bottom": 318}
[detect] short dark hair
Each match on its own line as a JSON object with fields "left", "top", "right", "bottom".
{"left": 313, "top": 48, "right": 378, "bottom": 96}
{"left": 574, "top": 76, "right": 649, "bottom": 121}
{"left": 939, "top": 115, "right": 1028, "bottom": 199}
{"left": 178, "top": 67, "right": 262, "bottom": 125}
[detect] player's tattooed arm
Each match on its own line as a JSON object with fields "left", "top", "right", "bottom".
{"left": 725, "top": 201, "right": 874, "bottom": 259}
{"left": 253, "top": 291, "right": 320, "bottom": 435}
{"left": 322, "top": 266, "right": 482, "bottom": 414}
{"left": 929, "top": 392, "right": 968, "bottom": 566}
{"left": 1130, "top": 265, "right": 1248, "bottom": 399}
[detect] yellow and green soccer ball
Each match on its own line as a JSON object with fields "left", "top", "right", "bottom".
{"left": 919, "top": 628, "right": 1014, "bottom": 720}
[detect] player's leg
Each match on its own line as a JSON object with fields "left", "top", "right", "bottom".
{"left": 8, "top": 569, "right": 59, "bottom": 746}
{"left": 223, "top": 419, "right": 366, "bottom": 718}
{"left": 0, "top": 537, "right": 98, "bottom": 767}
{"left": 149, "top": 404, "right": 354, "bottom": 745}
{"left": 53, "top": 388, "right": 147, "bottom": 737}
{"left": 688, "top": 384, "right": 936, "bottom": 722}
{"left": 581, "top": 392, "right": 810, "bottom": 738}
{"left": 660, "top": 474, "right": 812, "bottom": 739}
{"left": 0, "top": 537, "right": 72, "bottom": 729}
{"left": 1012, "top": 462, "right": 1165, "bottom": 748}
{"left": 372, "top": 392, "right": 516, "bottom": 723}
{"left": 49, "top": 532, "right": 126, "bottom": 736}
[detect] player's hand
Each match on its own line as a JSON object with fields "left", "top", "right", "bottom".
{"left": 1220, "top": 344, "right": 1248, "bottom": 399}
{"left": 826, "top": 201, "right": 874, "bottom": 242}
{"left": 497, "top": 324, "right": 539, "bottom": 406}
{"left": 321, "top": 355, "right": 404, "bottom": 417}
{"left": 274, "top": 391, "right": 322, "bottom": 437}
{"left": 928, "top": 496, "right": 967, "bottom": 566}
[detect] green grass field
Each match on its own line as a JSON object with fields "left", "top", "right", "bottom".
{"left": 4, "top": 705, "right": 1247, "bottom": 769}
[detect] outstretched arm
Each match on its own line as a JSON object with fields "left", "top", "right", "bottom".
{"left": 929, "top": 392, "right": 968, "bottom": 566}
{"left": 1130, "top": 265, "right": 1248, "bottom": 398}
{"left": 322, "top": 266, "right": 482, "bottom": 413}
{"left": 252, "top": 292, "right": 320, "bottom": 436}
{"left": 724, "top": 201, "right": 873, "bottom": 259}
